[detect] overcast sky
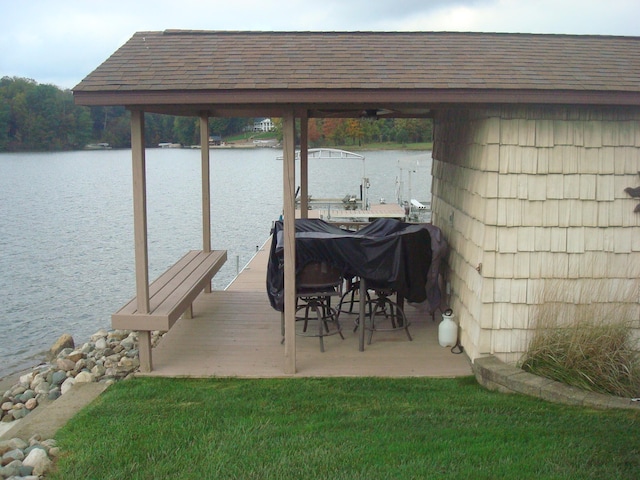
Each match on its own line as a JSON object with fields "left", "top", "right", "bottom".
{"left": 1, "top": 0, "right": 639, "bottom": 89}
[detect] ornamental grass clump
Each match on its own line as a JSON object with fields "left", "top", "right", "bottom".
{"left": 520, "top": 280, "right": 640, "bottom": 398}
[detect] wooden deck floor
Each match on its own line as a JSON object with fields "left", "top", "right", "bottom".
{"left": 143, "top": 238, "right": 473, "bottom": 378}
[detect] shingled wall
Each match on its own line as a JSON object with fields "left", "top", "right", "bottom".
{"left": 431, "top": 106, "right": 640, "bottom": 363}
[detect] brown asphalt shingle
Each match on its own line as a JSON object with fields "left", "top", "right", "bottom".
{"left": 73, "top": 31, "right": 640, "bottom": 108}
{"left": 74, "top": 31, "right": 640, "bottom": 92}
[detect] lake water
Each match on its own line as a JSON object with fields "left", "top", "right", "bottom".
{"left": 0, "top": 147, "right": 431, "bottom": 378}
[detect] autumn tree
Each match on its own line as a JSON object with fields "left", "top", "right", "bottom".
{"left": 345, "top": 119, "right": 364, "bottom": 145}
{"left": 307, "top": 118, "right": 322, "bottom": 146}
{"left": 322, "top": 118, "right": 348, "bottom": 145}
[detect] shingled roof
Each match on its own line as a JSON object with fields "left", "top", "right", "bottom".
{"left": 73, "top": 30, "right": 640, "bottom": 116}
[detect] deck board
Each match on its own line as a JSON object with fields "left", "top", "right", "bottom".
{"left": 143, "top": 237, "right": 472, "bottom": 378}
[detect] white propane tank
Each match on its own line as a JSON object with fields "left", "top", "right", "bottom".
{"left": 438, "top": 309, "right": 458, "bottom": 347}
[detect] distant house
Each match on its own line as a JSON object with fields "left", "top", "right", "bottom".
{"left": 209, "top": 135, "right": 222, "bottom": 146}
{"left": 253, "top": 118, "right": 274, "bottom": 132}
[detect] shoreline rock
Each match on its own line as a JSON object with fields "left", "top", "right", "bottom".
{"left": 0, "top": 434, "right": 57, "bottom": 478}
{"left": 0, "top": 329, "right": 164, "bottom": 478}
{"left": 46, "top": 334, "right": 74, "bottom": 361}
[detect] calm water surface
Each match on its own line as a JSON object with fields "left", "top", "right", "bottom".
{"left": 0, "top": 148, "right": 431, "bottom": 378}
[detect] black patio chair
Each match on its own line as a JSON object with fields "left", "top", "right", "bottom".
{"left": 283, "top": 261, "right": 345, "bottom": 352}
{"left": 366, "top": 288, "right": 412, "bottom": 345}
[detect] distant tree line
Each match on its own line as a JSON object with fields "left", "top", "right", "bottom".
{"left": 306, "top": 117, "right": 432, "bottom": 146}
{"left": 0, "top": 77, "right": 432, "bottom": 152}
{"left": 0, "top": 77, "right": 92, "bottom": 151}
{"left": 268, "top": 117, "right": 433, "bottom": 147}
{"left": 0, "top": 77, "right": 250, "bottom": 151}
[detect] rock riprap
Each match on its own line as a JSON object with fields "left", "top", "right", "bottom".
{"left": 0, "top": 434, "right": 58, "bottom": 478}
{"left": 0, "top": 329, "right": 164, "bottom": 478}
{"left": 1, "top": 329, "right": 165, "bottom": 424}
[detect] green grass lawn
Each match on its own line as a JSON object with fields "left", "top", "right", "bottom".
{"left": 50, "top": 377, "right": 640, "bottom": 479}
{"left": 225, "top": 131, "right": 277, "bottom": 142}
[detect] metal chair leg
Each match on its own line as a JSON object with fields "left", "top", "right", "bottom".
{"left": 295, "top": 296, "right": 344, "bottom": 352}
{"left": 366, "top": 291, "right": 412, "bottom": 345}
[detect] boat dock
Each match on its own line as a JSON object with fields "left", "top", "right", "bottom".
{"left": 305, "top": 202, "right": 406, "bottom": 221}
{"left": 143, "top": 236, "right": 472, "bottom": 378}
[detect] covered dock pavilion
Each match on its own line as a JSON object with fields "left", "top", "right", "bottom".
{"left": 73, "top": 31, "right": 640, "bottom": 375}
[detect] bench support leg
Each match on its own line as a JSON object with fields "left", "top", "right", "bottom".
{"left": 184, "top": 303, "right": 193, "bottom": 319}
{"left": 138, "top": 331, "right": 152, "bottom": 372}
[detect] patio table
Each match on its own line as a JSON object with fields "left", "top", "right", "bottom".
{"left": 267, "top": 218, "right": 438, "bottom": 350}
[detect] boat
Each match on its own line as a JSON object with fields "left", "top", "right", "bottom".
{"left": 84, "top": 142, "right": 112, "bottom": 150}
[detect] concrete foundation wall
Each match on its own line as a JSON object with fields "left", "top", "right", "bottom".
{"left": 430, "top": 106, "right": 640, "bottom": 364}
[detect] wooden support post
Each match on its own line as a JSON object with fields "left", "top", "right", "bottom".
{"left": 138, "top": 331, "right": 152, "bottom": 372}
{"left": 283, "top": 111, "right": 297, "bottom": 374}
{"left": 200, "top": 113, "right": 212, "bottom": 293}
{"left": 130, "top": 109, "right": 151, "bottom": 372}
{"left": 300, "top": 115, "right": 309, "bottom": 218}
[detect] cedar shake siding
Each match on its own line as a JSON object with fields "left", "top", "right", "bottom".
{"left": 432, "top": 106, "right": 640, "bottom": 362}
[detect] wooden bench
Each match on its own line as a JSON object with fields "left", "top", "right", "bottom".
{"left": 112, "top": 249, "right": 227, "bottom": 371}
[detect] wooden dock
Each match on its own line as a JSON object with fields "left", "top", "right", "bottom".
{"left": 143, "top": 236, "right": 473, "bottom": 378}
{"left": 305, "top": 202, "right": 406, "bottom": 221}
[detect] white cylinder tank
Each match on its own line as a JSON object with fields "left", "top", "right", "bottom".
{"left": 438, "top": 309, "right": 457, "bottom": 347}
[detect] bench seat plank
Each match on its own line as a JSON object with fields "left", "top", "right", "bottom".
{"left": 116, "top": 250, "right": 202, "bottom": 316}
{"left": 112, "top": 250, "right": 227, "bottom": 331}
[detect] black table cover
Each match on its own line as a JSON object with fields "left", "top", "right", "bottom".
{"left": 266, "top": 218, "right": 434, "bottom": 312}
